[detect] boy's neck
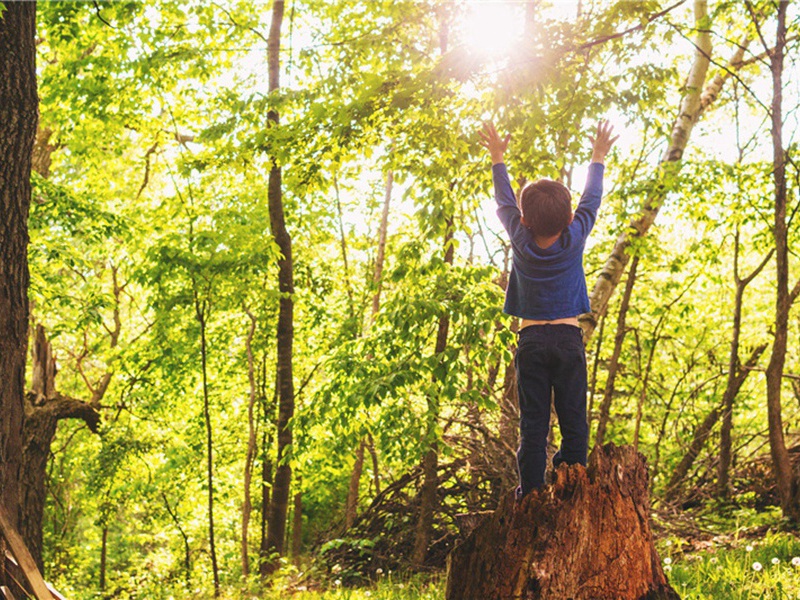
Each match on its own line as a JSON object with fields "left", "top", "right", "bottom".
{"left": 534, "top": 233, "right": 560, "bottom": 249}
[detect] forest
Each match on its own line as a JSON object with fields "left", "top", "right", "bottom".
{"left": 1, "top": 0, "right": 800, "bottom": 598}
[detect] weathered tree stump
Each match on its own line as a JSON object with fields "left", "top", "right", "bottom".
{"left": 445, "top": 444, "right": 680, "bottom": 600}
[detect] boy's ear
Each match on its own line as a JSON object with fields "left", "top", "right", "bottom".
{"left": 520, "top": 215, "right": 531, "bottom": 228}
{"left": 569, "top": 212, "right": 574, "bottom": 225}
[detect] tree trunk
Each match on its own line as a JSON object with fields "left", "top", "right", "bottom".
{"left": 291, "top": 487, "right": 302, "bottom": 560}
{"left": 195, "top": 305, "right": 219, "bottom": 596}
{"left": 367, "top": 433, "right": 380, "bottom": 496}
{"left": 761, "top": 0, "right": 800, "bottom": 521}
{"left": 594, "top": 256, "right": 639, "bottom": 445}
{"left": 580, "top": 0, "right": 712, "bottom": 339}
{"left": 161, "top": 492, "right": 191, "bottom": 586}
{"left": 100, "top": 526, "right": 108, "bottom": 592}
{"left": 241, "top": 308, "right": 258, "bottom": 577}
{"left": 0, "top": 0, "right": 38, "bottom": 545}
{"left": 21, "top": 326, "right": 99, "bottom": 571}
{"left": 345, "top": 440, "right": 365, "bottom": 530}
{"left": 717, "top": 235, "right": 772, "bottom": 497}
{"left": 371, "top": 165, "right": 393, "bottom": 319}
{"left": 20, "top": 263, "right": 120, "bottom": 571}
{"left": 343, "top": 164, "right": 392, "bottom": 529}
{"left": 412, "top": 214, "right": 453, "bottom": 567}
{"left": 412, "top": 8, "right": 452, "bottom": 565}
{"left": 446, "top": 444, "right": 679, "bottom": 600}
{"left": 258, "top": 432, "right": 272, "bottom": 578}
{"left": 265, "top": 0, "right": 293, "bottom": 573}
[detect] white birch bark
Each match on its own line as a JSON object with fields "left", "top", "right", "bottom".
{"left": 581, "top": 0, "right": 714, "bottom": 339}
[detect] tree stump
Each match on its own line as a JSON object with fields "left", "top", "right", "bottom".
{"left": 445, "top": 443, "right": 680, "bottom": 600}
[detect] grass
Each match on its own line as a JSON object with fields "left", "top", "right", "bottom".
{"left": 660, "top": 531, "right": 800, "bottom": 600}
{"left": 272, "top": 533, "right": 800, "bottom": 600}
{"left": 57, "top": 527, "right": 800, "bottom": 599}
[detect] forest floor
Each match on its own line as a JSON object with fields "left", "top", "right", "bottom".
{"left": 256, "top": 506, "right": 800, "bottom": 600}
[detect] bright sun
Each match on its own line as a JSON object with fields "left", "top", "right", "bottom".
{"left": 459, "top": 1, "right": 525, "bottom": 57}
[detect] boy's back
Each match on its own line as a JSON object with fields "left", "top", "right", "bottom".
{"left": 492, "top": 160, "right": 605, "bottom": 321}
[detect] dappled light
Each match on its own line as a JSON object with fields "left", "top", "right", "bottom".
{"left": 0, "top": 1, "right": 799, "bottom": 599}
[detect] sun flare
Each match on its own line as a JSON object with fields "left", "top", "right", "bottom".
{"left": 459, "top": 1, "right": 525, "bottom": 57}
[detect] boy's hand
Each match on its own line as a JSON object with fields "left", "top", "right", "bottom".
{"left": 589, "top": 120, "right": 619, "bottom": 164}
{"left": 479, "top": 122, "right": 510, "bottom": 166}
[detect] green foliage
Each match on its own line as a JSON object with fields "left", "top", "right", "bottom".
{"left": 25, "top": 1, "right": 800, "bottom": 598}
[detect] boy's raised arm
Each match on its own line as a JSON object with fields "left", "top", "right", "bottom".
{"left": 479, "top": 122, "right": 510, "bottom": 166}
{"left": 589, "top": 120, "right": 618, "bottom": 165}
{"left": 573, "top": 120, "right": 618, "bottom": 238}
{"left": 480, "top": 122, "right": 529, "bottom": 248}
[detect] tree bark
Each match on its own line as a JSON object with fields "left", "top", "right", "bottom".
{"left": 265, "top": 0, "right": 294, "bottom": 574}
{"left": 446, "top": 444, "right": 679, "bottom": 600}
{"left": 760, "top": 0, "right": 800, "bottom": 521}
{"left": 193, "top": 301, "right": 219, "bottom": 596}
{"left": 371, "top": 165, "right": 393, "bottom": 319}
{"left": 99, "top": 526, "right": 107, "bottom": 592}
{"left": 258, "top": 431, "right": 272, "bottom": 578}
{"left": 345, "top": 440, "right": 365, "bottom": 530}
{"left": 21, "top": 393, "right": 98, "bottom": 572}
{"left": 21, "top": 325, "right": 100, "bottom": 572}
{"left": 0, "top": 0, "right": 38, "bottom": 543}
{"left": 594, "top": 256, "right": 639, "bottom": 445}
{"left": 343, "top": 164, "right": 392, "bottom": 530}
{"left": 241, "top": 308, "right": 258, "bottom": 577}
{"left": 717, "top": 235, "right": 772, "bottom": 497}
{"left": 664, "top": 343, "right": 765, "bottom": 497}
{"left": 291, "top": 486, "right": 302, "bottom": 560}
{"left": 412, "top": 214, "right": 454, "bottom": 567}
{"left": 580, "top": 0, "right": 712, "bottom": 340}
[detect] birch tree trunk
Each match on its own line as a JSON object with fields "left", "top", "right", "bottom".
{"left": 580, "top": 0, "right": 713, "bottom": 339}
{"left": 371, "top": 166, "right": 393, "bottom": 319}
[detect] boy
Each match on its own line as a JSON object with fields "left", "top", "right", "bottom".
{"left": 479, "top": 120, "right": 617, "bottom": 498}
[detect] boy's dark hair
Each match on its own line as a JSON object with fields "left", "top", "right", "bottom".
{"left": 520, "top": 179, "right": 572, "bottom": 237}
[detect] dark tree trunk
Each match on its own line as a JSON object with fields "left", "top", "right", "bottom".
{"left": 594, "top": 256, "right": 639, "bottom": 446}
{"left": 0, "top": 0, "right": 38, "bottom": 541}
{"left": 162, "top": 492, "right": 191, "bottom": 586}
{"left": 291, "top": 486, "right": 302, "bottom": 559}
{"left": 242, "top": 308, "right": 258, "bottom": 577}
{"left": 265, "top": 0, "right": 294, "bottom": 574}
{"left": 21, "top": 326, "right": 99, "bottom": 571}
{"left": 754, "top": 0, "right": 800, "bottom": 521}
{"left": 100, "top": 526, "right": 108, "bottom": 592}
{"left": 412, "top": 214, "right": 454, "bottom": 567}
{"left": 717, "top": 238, "right": 771, "bottom": 496}
{"left": 446, "top": 444, "right": 680, "bottom": 600}
{"left": 258, "top": 430, "right": 273, "bottom": 578}
{"left": 194, "top": 303, "right": 219, "bottom": 596}
{"left": 344, "top": 163, "right": 393, "bottom": 529}
{"left": 345, "top": 440, "right": 365, "bottom": 530}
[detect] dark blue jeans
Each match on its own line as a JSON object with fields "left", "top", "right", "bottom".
{"left": 515, "top": 324, "right": 588, "bottom": 498}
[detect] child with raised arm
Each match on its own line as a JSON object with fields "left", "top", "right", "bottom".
{"left": 479, "top": 120, "right": 617, "bottom": 499}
